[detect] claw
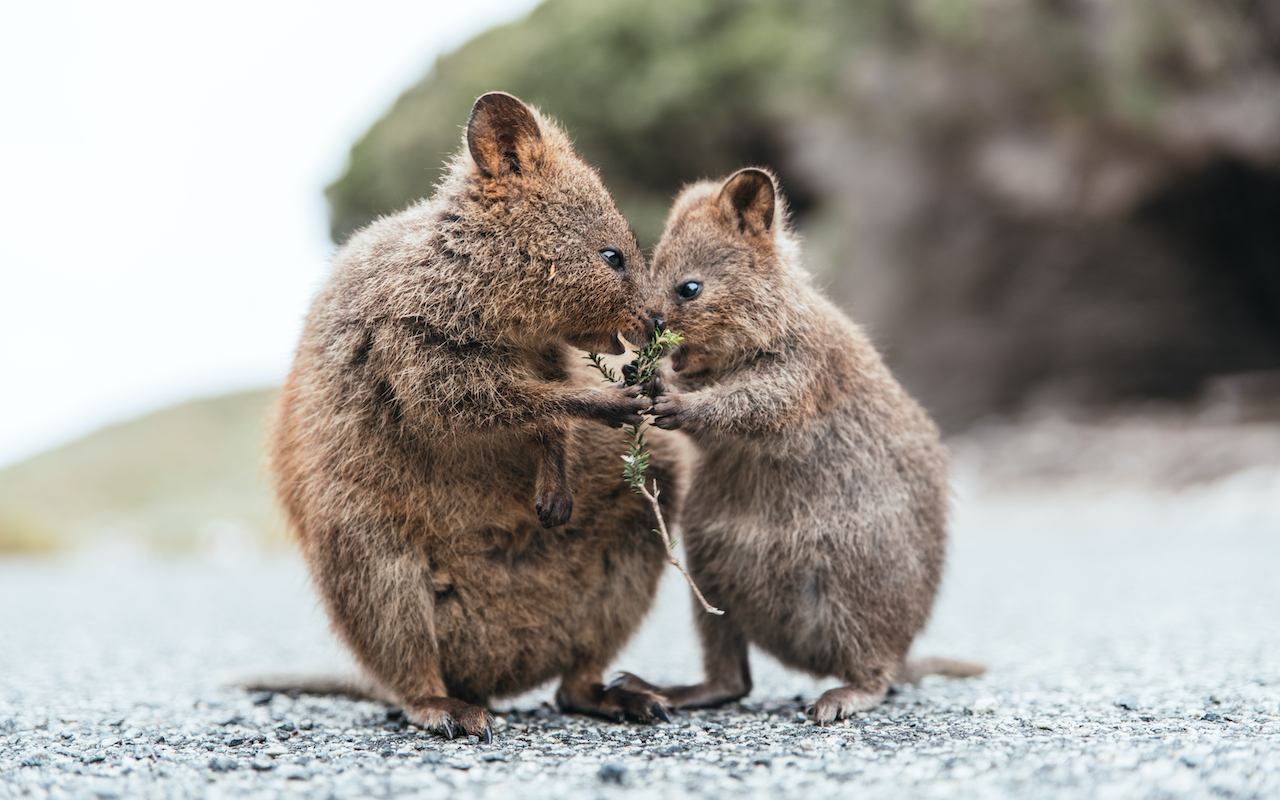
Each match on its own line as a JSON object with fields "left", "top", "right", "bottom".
{"left": 439, "top": 716, "right": 457, "bottom": 740}
{"left": 481, "top": 722, "right": 493, "bottom": 744}
{"left": 651, "top": 702, "right": 671, "bottom": 724}
{"left": 604, "top": 675, "right": 627, "bottom": 692}
{"left": 536, "top": 493, "right": 572, "bottom": 528}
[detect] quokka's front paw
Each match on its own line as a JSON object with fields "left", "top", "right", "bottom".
{"left": 535, "top": 483, "right": 573, "bottom": 528}
{"left": 407, "top": 697, "right": 495, "bottom": 743}
{"left": 649, "top": 393, "right": 687, "bottom": 430}
{"left": 593, "top": 385, "right": 652, "bottom": 428}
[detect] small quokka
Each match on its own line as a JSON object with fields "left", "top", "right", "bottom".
{"left": 618, "top": 168, "right": 983, "bottom": 722}
{"left": 268, "top": 93, "right": 678, "bottom": 741}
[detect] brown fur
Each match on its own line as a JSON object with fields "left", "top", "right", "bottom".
{"left": 617, "top": 168, "right": 982, "bottom": 723}
{"left": 268, "top": 93, "right": 681, "bottom": 739}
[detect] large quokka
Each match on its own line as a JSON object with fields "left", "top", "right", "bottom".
{"left": 619, "top": 168, "right": 982, "bottom": 723}
{"left": 269, "top": 93, "right": 678, "bottom": 741}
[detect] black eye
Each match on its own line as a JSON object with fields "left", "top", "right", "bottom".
{"left": 677, "top": 280, "right": 702, "bottom": 301}
{"left": 599, "top": 248, "right": 624, "bottom": 270}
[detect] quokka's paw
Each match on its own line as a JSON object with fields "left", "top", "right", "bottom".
{"left": 639, "top": 372, "right": 667, "bottom": 401}
{"left": 805, "top": 684, "right": 888, "bottom": 725}
{"left": 600, "top": 676, "right": 672, "bottom": 724}
{"left": 605, "top": 672, "right": 663, "bottom": 695}
{"left": 535, "top": 484, "right": 573, "bottom": 528}
{"left": 555, "top": 676, "right": 671, "bottom": 725}
{"left": 408, "top": 697, "right": 495, "bottom": 743}
{"left": 595, "top": 386, "right": 652, "bottom": 428}
{"left": 605, "top": 673, "right": 676, "bottom": 722}
{"left": 649, "top": 392, "right": 690, "bottom": 431}
{"left": 612, "top": 673, "right": 749, "bottom": 709}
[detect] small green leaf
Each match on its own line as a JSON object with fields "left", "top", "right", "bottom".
{"left": 584, "top": 352, "right": 620, "bottom": 384}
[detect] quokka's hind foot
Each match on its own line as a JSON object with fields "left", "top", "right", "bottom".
{"left": 896, "top": 656, "right": 987, "bottom": 684}
{"left": 609, "top": 671, "right": 749, "bottom": 709}
{"left": 806, "top": 682, "right": 889, "bottom": 724}
{"left": 556, "top": 673, "right": 671, "bottom": 724}
{"left": 407, "top": 697, "right": 494, "bottom": 743}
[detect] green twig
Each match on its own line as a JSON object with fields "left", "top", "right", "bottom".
{"left": 587, "top": 329, "right": 682, "bottom": 492}
{"left": 586, "top": 330, "right": 723, "bottom": 615}
{"left": 585, "top": 352, "right": 619, "bottom": 385}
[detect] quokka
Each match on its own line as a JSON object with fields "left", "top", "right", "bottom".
{"left": 268, "top": 93, "right": 680, "bottom": 741}
{"left": 618, "top": 168, "right": 982, "bottom": 722}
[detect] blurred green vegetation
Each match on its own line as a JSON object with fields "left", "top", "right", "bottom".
{"left": 328, "top": 0, "right": 861, "bottom": 244}
{"left": 0, "top": 390, "right": 286, "bottom": 554}
{"left": 327, "top": 0, "right": 1268, "bottom": 246}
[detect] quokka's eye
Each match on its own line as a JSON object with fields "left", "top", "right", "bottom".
{"left": 599, "top": 248, "right": 624, "bottom": 270}
{"left": 677, "top": 280, "right": 702, "bottom": 301}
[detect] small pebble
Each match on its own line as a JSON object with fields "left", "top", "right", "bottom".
{"left": 972, "top": 697, "right": 999, "bottom": 713}
{"left": 208, "top": 755, "right": 237, "bottom": 773}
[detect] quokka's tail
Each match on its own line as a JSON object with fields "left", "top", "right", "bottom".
{"left": 232, "top": 673, "right": 397, "bottom": 705}
{"left": 896, "top": 656, "right": 987, "bottom": 685}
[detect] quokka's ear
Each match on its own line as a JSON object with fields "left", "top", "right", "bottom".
{"left": 718, "top": 167, "right": 776, "bottom": 236}
{"left": 467, "top": 92, "right": 543, "bottom": 179}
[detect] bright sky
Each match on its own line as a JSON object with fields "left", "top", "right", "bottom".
{"left": 0, "top": 0, "right": 540, "bottom": 468}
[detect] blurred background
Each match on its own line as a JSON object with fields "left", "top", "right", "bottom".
{"left": 3, "top": 0, "right": 1279, "bottom": 556}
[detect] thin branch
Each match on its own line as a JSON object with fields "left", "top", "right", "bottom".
{"left": 641, "top": 481, "right": 723, "bottom": 616}
{"left": 588, "top": 330, "right": 722, "bottom": 615}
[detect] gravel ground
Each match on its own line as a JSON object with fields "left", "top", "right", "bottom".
{"left": 2, "top": 418, "right": 1279, "bottom": 799}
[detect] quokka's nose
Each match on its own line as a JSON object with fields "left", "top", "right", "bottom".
{"left": 651, "top": 315, "right": 666, "bottom": 334}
